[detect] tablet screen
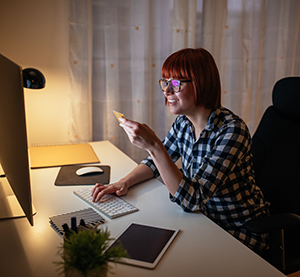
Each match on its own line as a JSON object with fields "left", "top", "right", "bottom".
{"left": 106, "top": 222, "right": 179, "bottom": 269}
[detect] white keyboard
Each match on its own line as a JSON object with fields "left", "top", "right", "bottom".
{"left": 74, "top": 187, "right": 139, "bottom": 219}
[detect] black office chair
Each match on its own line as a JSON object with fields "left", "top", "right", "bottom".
{"left": 244, "top": 76, "right": 300, "bottom": 275}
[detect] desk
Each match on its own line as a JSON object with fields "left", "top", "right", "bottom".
{"left": 0, "top": 141, "right": 285, "bottom": 277}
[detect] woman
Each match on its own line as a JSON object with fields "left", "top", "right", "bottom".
{"left": 92, "top": 48, "right": 270, "bottom": 253}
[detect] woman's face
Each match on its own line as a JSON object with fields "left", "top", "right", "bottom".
{"left": 163, "top": 78, "right": 197, "bottom": 116}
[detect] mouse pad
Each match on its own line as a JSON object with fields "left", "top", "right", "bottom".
{"left": 55, "top": 165, "right": 110, "bottom": 186}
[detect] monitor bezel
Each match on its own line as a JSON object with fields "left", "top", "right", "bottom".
{"left": 0, "top": 53, "right": 34, "bottom": 226}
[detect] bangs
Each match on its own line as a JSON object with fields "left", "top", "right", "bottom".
{"left": 161, "top": 52, "right": 192, "bottom": 80}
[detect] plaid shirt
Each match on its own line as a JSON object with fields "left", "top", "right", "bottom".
{"left": 141, "top": 107, "right": 270, "bottom": 252}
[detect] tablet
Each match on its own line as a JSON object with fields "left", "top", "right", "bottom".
{"left": 106, "top": 222, "right": 180, "bottom": 269}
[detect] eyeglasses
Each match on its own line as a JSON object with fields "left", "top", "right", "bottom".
{"left": 158, "top": 79, "right": 192, "bottom": 93}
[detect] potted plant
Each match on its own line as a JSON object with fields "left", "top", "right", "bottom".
{"left": 55, "top": 226, "right": 128, "bottom": 277}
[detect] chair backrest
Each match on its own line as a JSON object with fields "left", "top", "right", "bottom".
{"left": 252, "top": 77, "right": 300, "bottom": 215}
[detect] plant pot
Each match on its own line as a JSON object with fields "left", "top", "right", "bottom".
{"left": 65, "top": 265, "right": 108, "bottom": 277}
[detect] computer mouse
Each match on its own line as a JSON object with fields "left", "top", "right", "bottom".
{"left": 76, "top": 166, "right": 103, "bottom": 176}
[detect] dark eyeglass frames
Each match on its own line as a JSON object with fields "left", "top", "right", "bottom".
{"left": 158, "top": 79, "right": 192, "bottom": 93}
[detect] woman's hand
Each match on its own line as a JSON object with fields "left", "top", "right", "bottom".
{"left": 120, "top": 117, "right": 182, "bottom": 196}
{"left": 119, "top": 117, "right": 160, "bottom": 153}
{"left": 91, "top": 180, "right": 128, "bottom": 202}
{"left": 91, "top": 164, "right": 155, "bottom": 202}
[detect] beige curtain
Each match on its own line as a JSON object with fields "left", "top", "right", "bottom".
{"left": 68, "top": 0, "right": 93, "bottom": 142}
{"left": 69, "top": 0, "right": 300, "bottom": 162}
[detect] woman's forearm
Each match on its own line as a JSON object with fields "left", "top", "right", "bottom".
{"left": 147, "top": 140, "right": 183, "bottom": 196}
{"left": 118, "top": 117, "right": 182, "bottom": 195}
{"left": 121, "top": 164, "right": 155, "bottom": 189}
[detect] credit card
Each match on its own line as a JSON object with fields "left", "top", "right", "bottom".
{"left": 113, "top": 110, "right": 125, "bottom": 122}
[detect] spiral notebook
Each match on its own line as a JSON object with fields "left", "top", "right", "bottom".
{"left": 49, "top": 208, "right": 105, "bottom": 236}
{"left": 29, "top": 143, "right": 99, "bottom": 169}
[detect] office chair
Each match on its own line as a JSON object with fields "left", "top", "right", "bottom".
{"left": 244, "top": 76, "right": 300, "bottom": 275}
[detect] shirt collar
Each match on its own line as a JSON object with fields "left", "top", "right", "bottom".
{"left": 205, "top": 108, "right": 220, "bottom": 131}
{"left": 182, "top": 108, "right": 220, "bottom": 137}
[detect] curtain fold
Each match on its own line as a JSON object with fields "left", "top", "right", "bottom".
{"left": 172, "top": 0, "right": 197, "bottom": 52}
{"left": 68, "top": 0, "right": 93, "bottom": 142}
{"left": 92, "top": 0, "right": 176, "bottom": 161}
{"left": 68, "top": 0, "right": 300, "bottom": 162}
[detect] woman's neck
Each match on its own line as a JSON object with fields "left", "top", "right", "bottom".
{"left": 187, "top": 107, "right": 212, "bottom": 140}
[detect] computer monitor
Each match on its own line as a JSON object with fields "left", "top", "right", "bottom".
{"left": 0, "top": 54, "right": 36, "bottom": 226}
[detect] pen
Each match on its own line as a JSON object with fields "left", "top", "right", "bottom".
{"left": 62, "top": 223, "right": 71, "bottom": 238}
{"left": 71, "top": 217, "right": 77, "bottom": 233}
{"left": 80, "top": 219, "right": 87, "bottom": 227}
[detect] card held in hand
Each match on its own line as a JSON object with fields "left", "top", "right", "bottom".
{"left": 113, "top": 110, "right": 125, "bottom": 122}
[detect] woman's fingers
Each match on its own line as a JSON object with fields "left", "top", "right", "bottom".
{"left": 91, "top": 183, "right": 116, "bottom": 202}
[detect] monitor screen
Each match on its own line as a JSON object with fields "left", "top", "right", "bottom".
{"left": 0, "top": 53, "right": 34, "bottom": 225}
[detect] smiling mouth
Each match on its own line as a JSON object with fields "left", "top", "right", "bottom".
{"left": 168, "top": 99, "right": 179, "bottom": 104}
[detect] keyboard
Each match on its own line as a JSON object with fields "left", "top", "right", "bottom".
{"left": 74, "top": 187, "right": 139, "bottom": 219}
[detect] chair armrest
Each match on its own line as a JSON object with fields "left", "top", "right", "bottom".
{"left": 244, "top": 213, "right": 300, "bottom": 234}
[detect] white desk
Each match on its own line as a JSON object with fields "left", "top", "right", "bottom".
{"left": 0, "top": 141, "right": 286, "bottom": 277}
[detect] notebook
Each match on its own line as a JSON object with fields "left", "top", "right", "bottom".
{"left": 29, "top": 143, "right": 100, "bottom": 169}
{"left": 49, "top": 208, "right": 105, "bottom": 236}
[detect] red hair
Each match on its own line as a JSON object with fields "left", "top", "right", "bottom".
{"left": 161, "top": 48, "right": 221, "bottom": 109}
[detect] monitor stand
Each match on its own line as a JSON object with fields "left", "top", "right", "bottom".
{"left": 0, "top": 178, "right": 36, "bottom": 220}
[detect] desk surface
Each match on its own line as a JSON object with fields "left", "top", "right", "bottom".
{"left": 0, "top": 141, "right": 285, "bottom": 277}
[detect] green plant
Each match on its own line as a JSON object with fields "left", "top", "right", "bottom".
{"left": 55, "top": 227, "right": 128, "bottom": 277}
